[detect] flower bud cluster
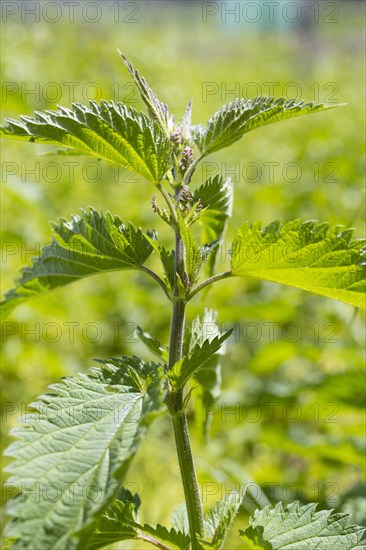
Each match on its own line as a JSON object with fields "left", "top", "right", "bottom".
{"left": 179, "top": 146, "right": 193, "bottom": 172}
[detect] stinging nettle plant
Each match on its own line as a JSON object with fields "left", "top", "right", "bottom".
{"left": 1, "top": 51, "right": 366, "bottom": 550}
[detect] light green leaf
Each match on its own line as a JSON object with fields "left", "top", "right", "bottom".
{"left": 181, "top": 99, "right": 193, "bottom": 141}
{"left": 231, "top": 219, "right": 366, "bottom": 309}
{"left": 0, "top": 100, "right": 172, "bottom": 183}
{"left": 4, "top": 358, "right": 165, "bottom": 549}
{"left": 119, "top": 51, "right": 172, "bottom": 137}
{"left": 171, "top": 503, "right": 190, "bottom": 536}
{"left": 168, "top": 330, "right": 232, "bottom": 391}
{"left": 195, "top": 97, "right": 342, "bottom": 157}
{"left": 194, "top": 175, "right": 233, "bottom": 276}
{"left": 240, "top": 501, "right": 366, "bottom": 549}
{"left": 1, "top": 209, "right": 155, "bottom": 318}
{"left": 202, "top": 492, "right": 242, "bottom": 549}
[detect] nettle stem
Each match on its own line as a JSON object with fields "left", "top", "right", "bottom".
{"left": 168, "top": 200, "right": 205, "bottom": 549}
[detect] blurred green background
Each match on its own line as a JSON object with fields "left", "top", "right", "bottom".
{"left": 1, "top": 1, "right": 365, "bottom": 547}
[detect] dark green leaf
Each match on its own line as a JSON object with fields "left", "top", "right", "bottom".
{"left": 186, "top": 309, "right": 228, "bottom": 439}
{"left": 139, "top": 523, "right": 190, "bottom": 550}
{"left": 195, "top": 97, "right": 342, "bottom": 157}
{"left": 168, "top": 330, "right": 232, "bottom": 391}
{"left": 1, "top": 209, "right": 155, "bottom": 318}
{"left": 194, "top": 175, "right": 233, "bottom": 276}
{"left": 86, "top": 490, "right": 141, "bottom": 550}
{"left": 1, "top": 101, "right": 172, "bottom": 183}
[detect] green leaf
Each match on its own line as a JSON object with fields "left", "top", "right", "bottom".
{"left": 135, "top": 326, "right": 168, "bottom": 360}
{"left": 171, "top": 503, "right": 190, "bottom": 536}
{"left": 195, "top": 97, "right": 341, "bottom": 157}
{"left": 86, "top": 490, "right": 141, "bottom": 550}
{"left": 119, "top": 51, "right": 172, "bottom": 137}
{"left": 202, "top": 492, "right": 242, "bottom": 549}
{"left": 231, "top": 219, "right": 366, "bottom": 309}
{"left": 1, "top": 209, "right": 155, "bottom": 318}
{"left": 239, "top": 501, "right": 366, "bottom": 549}
{"left": 0, "top": 100, "right": 172, "bottom": 183}
{"left": 181, "top": 99, "right": 193, "bottom": 141}
{"left": 168, "top": 330, "right": 232, "bottom": 391}
{"left": 87, "top": 490, "right": 190, "bottom": 550}
{"left": 138, "top": 524, "right": 190, "bottom": 550}
{"left": 184, "top": 309, "right": 228, "bottom": 438}
{"left": 194, "top": 175, "right": 233, "bottom": 276}
{"left": 179, "top": 215, "right": 217, "bottom": 287}
{"left": 94, "top": 356, "right": 167, "bottom": 426}
{"left": 4, "top": 358, "right": 165, "bottom": 549}
{"left": 144, "top": 233, "right": 176, "bottom": 294}
{"left": 179, "top": 215, "right": 203, "bottom": 286}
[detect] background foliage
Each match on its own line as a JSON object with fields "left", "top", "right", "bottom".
{"left": 1, "top": 1, "right": 365, "bottom": 547}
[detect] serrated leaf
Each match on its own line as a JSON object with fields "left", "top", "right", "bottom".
{"left": 240, "top": 501, "right": 366, "bottom": 549}
{"left": 171, "top": 503, "right": 190, "bottom": 536}
{"left": 179, "top": 216, "right": 202, "bottom": 284}
{"left": 1, "top": 209, "right": 155, "bottom": 318}
{"left": 4, "top": 357, "right": 165, "bottom": 550}
{"left": 87, "top": 491, "right": 189, "bottom": 550}
{"left": 168, "top": 330, "right": 232, "bottom": 391}
{"left": 194, "top": 176, "right": 233, "bottom": 276}
{"left": 86, "top": 490, "right": 141, "bottom": 550}
{"left": 119, "top": 51, "right": 171, "bottom": 137}
{"left": 0, "top": 100, "right": 172, "bottom": 183}
{"left": 202, "top": 492, "right": 242, "bottom": 549}
{"left": 144, "top": 233, "right": 176, "bottom": 293}
{"left": 94, "top": 356, "right": 167, "bottom": 426}
{"left": 231, "top": 219, "right": 366, "bottom": 309}
{"left": 184, "top": 309, "right": 228, "bottom": 438}
{"left": 179, "top": 216, "right": 205, "bottom": 286}
{"left": 195, "top": 97, "right": 342, "bottom": 157}
{"left": 181, "top": 99, "right": 193, "bottom": 141}
{"left": 139, "top": 523, "right": 190, "bottom": 550}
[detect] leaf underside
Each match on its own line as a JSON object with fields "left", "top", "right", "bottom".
{"left": 202, "top": 492, "right": 242, "bottom": 549}
{"left": 231, "top": 219, "right": 366, "bottom": 309}
{"left": 195, "top": 97, "right": 341, "bottom": 157}
{"left": 240, "top": 501, "right": 366, "bottom": 549}
{"left": 1, "top": 208, "right": 154, "bottom": 318}
{"left": 0, "top": 100, "right": 172, "bottom": 183}
{"left": 4, "top": 358, "right": 166, "bottom": 550}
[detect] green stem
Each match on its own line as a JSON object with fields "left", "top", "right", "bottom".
{"left": 172, "top": 402, "right": 204, "bottom": 550}
{"left": 168, "top": 215, "right": 204, "bottom": 549}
